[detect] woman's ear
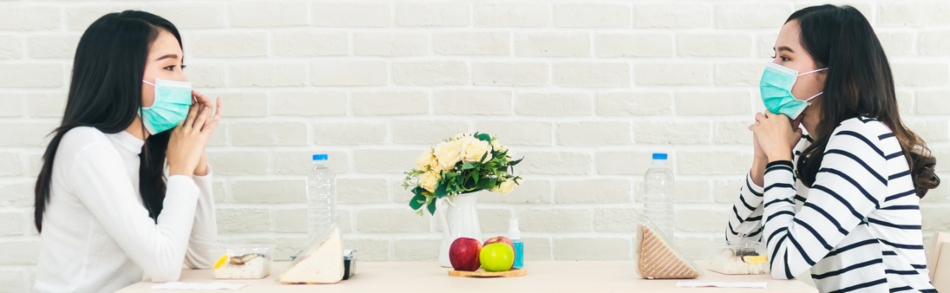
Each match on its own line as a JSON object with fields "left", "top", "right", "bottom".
{"left": 809, "top": 68, "right": 827, "bottom": 91}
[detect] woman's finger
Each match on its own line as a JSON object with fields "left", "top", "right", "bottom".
{"left": 193, "top": 104, "right": 211, "bottom": 130}
{"left": 203, "top": 114, "right": 221, "bottom": 134}
{"left": 201, "top": 97, "right": 223, "bottom": 132}
{"left": 211, "top": 97, "right": 223, "bottom": 121}
{"left": 202, "top": 98, "right": 223, "bottom": 133}
{"left": 192, "top": 91, "right": 208, "bottom": 117}
{"left": 193, "top": 90, "right": 212, "bottom": 110}
{"left": 183, "top": 102, "right": 200, "bottom": 131}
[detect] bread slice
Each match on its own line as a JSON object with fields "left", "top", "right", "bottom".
{"left": 278, "top": 227, "right": 344, "bottom": 284}
{"left": 637, "top": 224, "right": 701, "bottom": 279}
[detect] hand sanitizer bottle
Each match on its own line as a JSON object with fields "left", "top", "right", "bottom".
{"left": 509, "top": 216, "right": 524, "bottom": 269}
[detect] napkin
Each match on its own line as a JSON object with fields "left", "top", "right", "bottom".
{"left": 675, "top": 281, "right": 768, "bottom": 289}
{"left": 150, "top": 282, "right": 248, "bottom": 290}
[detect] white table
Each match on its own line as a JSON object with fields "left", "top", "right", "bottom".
{"left": 117, "top": 261, "right": 818, "bottom": 293}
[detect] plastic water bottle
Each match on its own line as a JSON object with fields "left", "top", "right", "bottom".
{"left": 644, "top": 152, "right": 675, "bottom": 237}
{"left": 307, "top": 154, "right": 338, "bottom": 240}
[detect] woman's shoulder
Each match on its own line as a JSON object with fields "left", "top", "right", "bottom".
{"left": 58, "top": 126, "right": 114, "bottom": 157}
{"left": 830, "top": 116, "right": 894, "bottom": 153}
{"left": 834, "top": 116, "right": 891, "bottom": 136}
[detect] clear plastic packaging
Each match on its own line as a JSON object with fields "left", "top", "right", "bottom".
{"left": 635, "top": 221, "right": 702, "bottom": 279}
{"left": 705, "top": 240, "right": 769, "bottom": 275}
{"left": 211, "top": 245, "right": 274, "bottom": 279}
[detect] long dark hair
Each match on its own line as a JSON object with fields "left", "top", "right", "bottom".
{"left": 790, "top": 5, "right": 940, "bottom": 197}
{"left": 34, "top": 11, "right": 181, "bottom": 232}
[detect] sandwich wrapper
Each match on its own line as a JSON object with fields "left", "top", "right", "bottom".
{"left": 278, "top": 227, "right": 345, "bottom": 284}
{"left": 636, "top": 221, "right": 703, "bottom": 279}
{"left": 930, "top": 232, "right": 950, "bottom": 292}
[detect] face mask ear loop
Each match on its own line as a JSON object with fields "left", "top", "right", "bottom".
{"left": 798, "top": 68, "right": 826, "bottom": 104}
{"left": 142, "top": 80, "right": 156, "bottom": 110}
{"left": 798, "top": 68, "right": 828, "bottom": 76}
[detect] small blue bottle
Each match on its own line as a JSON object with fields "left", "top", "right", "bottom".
{"left": 509, "top": 217, "right": 524, "bottom": 269}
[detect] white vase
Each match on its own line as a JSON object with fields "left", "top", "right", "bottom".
{"left": 436, "top": 192, "right": 482, "bottom": 268}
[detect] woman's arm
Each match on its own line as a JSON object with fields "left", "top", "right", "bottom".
{"left": 726, "top": 133, "right": 806, "bottom": 243}
{"left": 69, "top": 140, "right": 199, "bottom": 282}
{"left": 725, "top": 172, "right": 766, "bottom": 243}
{"left": 762, "top": 121, "right": 888, "bottom": 279}
{"left": 184, "top": 165, "right": 217, "bottom": 269}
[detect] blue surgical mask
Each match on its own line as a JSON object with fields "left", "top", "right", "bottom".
{"left": 760, "top": 62, "right": 827, "bottom": 120}
{"left": 141, "top": 79, "right": 193, "bottom": 134}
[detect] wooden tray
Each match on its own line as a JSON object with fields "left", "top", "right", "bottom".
{"left": 448, "top": 268, "right": 527, "bottom": 278}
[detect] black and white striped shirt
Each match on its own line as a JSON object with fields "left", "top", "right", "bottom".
{"left": 727, "top": 117, "right": 936, "bottom": 293}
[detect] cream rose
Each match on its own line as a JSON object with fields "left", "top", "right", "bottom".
{"left": 419, "top": 171, "right": 440, "bottom": 193}
{"left": 433, "top": 140, "right": 462, "bottom": 170}
{"left": 415, "top": 148, "right": 437, "bottom": 171}
{"left": 451, "top": 132, "right": 471, "bottom": 141}
{"left": 492, "top": 178, "right": 521, "bottom": 194}
{"left": 460, "top": 136, "right": 493, "bottom": 163}
{"left": 490, "top": 138, "right": 508, "bottom": 154}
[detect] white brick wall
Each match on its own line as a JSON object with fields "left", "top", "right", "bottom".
{"left": 2, "top": 1, "right": 950, "bottom": 289}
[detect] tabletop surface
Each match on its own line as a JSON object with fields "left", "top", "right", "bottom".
{"left": 117, "top": 261, "right": 818, "bottom": 293}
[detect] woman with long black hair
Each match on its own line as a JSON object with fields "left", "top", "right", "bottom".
{"left": 32, "top": 11, "right": 222, "bottom": 292}
{"left": 728, "top": 5, "right": 940, "bottom": 293}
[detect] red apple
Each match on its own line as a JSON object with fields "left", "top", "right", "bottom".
{"left": 449, "top": 237, "right": 482, "bottom": 271}
{"left": 483, "top": 236, "right": 516, "bottom": 259}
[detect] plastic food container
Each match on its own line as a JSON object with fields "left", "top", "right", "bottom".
{"left": 705, "top": 240, "right": 769, "bottom": 275}
{"left": 212, "top": 245, "right": 274, "bottom": 279}
{"left": 288, "top": 249, "right": 358, "bottom": 281}
{"left": 343, "top": 249, "right": 357, "bottom": 280}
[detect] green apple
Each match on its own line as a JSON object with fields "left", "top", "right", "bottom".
{"left": 479, "top": 243, "right": 515, "bottom": 272}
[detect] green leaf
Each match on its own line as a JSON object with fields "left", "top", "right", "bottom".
{"left": 434, "top": 183, "right": 448, "bottom": 198}
{"left": 427, "top": 198, "right": 437, "bottom": 215}
{"left": 462, "top": 162, "right": 476, "bottom": 170}
{"left": 409, "top": 191, "right": 426, "bottom": 210}
{"left": 472, "top": 172, "right": 480, "bottom": 184}
{"left": 508, "top": 157, "right": 524, "bottom": 166}
{"left": 476, "top": 133, "right": 491, "bottom": 142}
{"left": 476, "top": 178, "right": 498, "bottom": 190}
{"left": 444, "top": 172, "right": 458, "bottom": 180}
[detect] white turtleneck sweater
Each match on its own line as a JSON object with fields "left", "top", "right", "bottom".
{"left": 33, "top": 127, "right": 218, "bottom": 293}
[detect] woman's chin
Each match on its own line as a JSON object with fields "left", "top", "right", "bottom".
{"left": 792, "top": 117, "right": 808, "bottom": 134}
{"left": 792, "top": 116, "right": 804, "bottom": 127}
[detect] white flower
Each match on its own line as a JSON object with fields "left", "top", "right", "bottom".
{"left": 433, "top": 140, "right": 462, "bottom": 170}
{"left": 415, "top": 148, "right": 439, "bottom": 171}
{"left": 492, "top": 177, "right": 521, "bottom": 194}
{"left": 419, "top": 171, "right": 441, "bottom": 193}
{"left": 460, "top": 136, "right": 493, "bottom": 164}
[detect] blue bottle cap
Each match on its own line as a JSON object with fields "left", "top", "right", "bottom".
{"left": 312, "top": 154, "right": 329, "bottom": 161}
{"left": 652, "top": 153, "right": 668, "bottom": 160}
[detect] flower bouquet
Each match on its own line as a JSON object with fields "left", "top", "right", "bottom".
{"left": 403, "top": 132, "right": 523, "bottom": 215}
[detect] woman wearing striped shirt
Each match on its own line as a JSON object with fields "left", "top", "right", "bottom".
{"left": 730, "top": 5, "right": 942, "bottom": 293}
